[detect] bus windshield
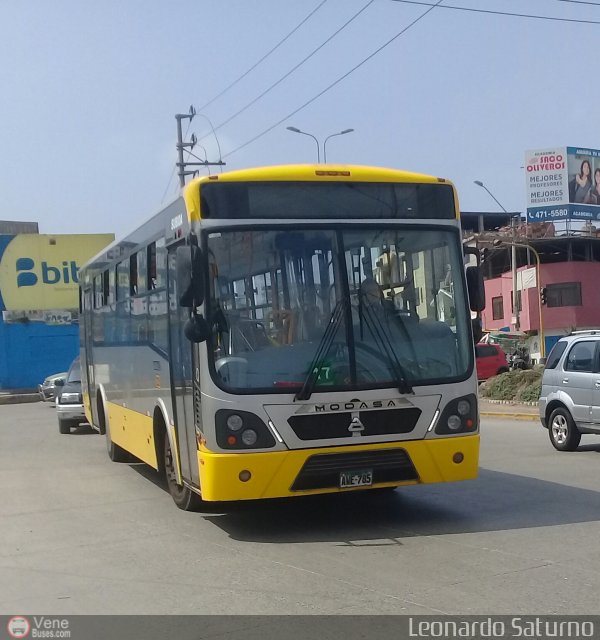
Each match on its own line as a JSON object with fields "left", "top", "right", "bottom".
{"left": 206, "top": 226, "right": 471, "bottom": 393}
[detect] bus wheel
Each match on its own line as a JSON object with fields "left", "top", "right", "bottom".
{"left": 163, "top": 435, "right": 203, "bottom": 511}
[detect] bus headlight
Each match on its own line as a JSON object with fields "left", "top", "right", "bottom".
{"left": 435, "top": 394, "right": 478, "bottom": 435}
{"left": 457, "top": 399, "right": 470, "bottom": 416}
{"left": 447, "top": 415, "right": 462, "bottom": 431}
{"left": 226, "top": 414, "right": 243, "bottom": 431}
{"left": 241, "top": 430, "right": 258, "bottom": 446}
{"left": 215, "top": 409, "right": 276, "bottom": 450}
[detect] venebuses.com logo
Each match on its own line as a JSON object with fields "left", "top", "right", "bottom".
{"left": 6, "top": 616, "right": 70, "bottom": 639}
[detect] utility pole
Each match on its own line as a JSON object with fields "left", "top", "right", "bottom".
{"left": 512, "top": 215, "right": 519, "bottom": 331}
{"left": 176, "top": 106, "right": 225, "bottom": 187}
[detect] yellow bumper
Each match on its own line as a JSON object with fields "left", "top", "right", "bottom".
{"left": 198, "top": 435, "right": 479, "bottom": 502}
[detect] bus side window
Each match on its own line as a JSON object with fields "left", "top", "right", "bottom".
{"left": 147, "top": 242, "right": 157, "bottom": 290}
{"left": 130, "top": 254, "right": 138, "bottom": 295}
{"left": 116, "top": 261, "right": 129, "bottom": 301}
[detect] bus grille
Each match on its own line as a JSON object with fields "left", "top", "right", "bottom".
{"left": 291, "top": 448, "right": 418, "bottom": 491}
{"left": 288, "top": 408, "right": 421, "bottom": 440}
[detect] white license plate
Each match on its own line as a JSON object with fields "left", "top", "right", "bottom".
{"left": 339, "top": 469, "right": 373, "bottom": 488}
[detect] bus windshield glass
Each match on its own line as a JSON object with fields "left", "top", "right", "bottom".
{"left": 200, "top": 181, "right": 455, "bottom": 220}
{"left": 206, "top": 227, "right": 471, "bottom": 393}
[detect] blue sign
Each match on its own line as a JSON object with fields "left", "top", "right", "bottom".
{"left": 526, "top": 203, "right": 600, "bottom": 223}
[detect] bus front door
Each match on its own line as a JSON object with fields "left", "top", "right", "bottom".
{"left": 168, "top": 248, "right": 201, "bottom": 490}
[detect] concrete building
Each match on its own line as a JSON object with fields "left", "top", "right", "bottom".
{"left": 0, "top": 227, "right": 114, "bottom": 389}
{"left": 461, "top": 209, "right": 600, "bottom": 360}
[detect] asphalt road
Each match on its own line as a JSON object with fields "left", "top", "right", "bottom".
{"left": 1, "top": 402, "right": 600, "bottom": 615}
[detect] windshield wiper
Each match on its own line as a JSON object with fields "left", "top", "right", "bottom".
{"left": 295, "top": 299, "right": 346, "bottom": 401}
{"left": 359, "top": 297, "right": 413, "bottom": 395}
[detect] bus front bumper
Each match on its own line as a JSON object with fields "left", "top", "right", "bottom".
{"left": 198, "top": 435, "right": 479, "bottom": 502}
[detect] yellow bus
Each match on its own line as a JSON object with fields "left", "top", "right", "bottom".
{"left": 78, "top": 164, "right": 485, "bottom": 510}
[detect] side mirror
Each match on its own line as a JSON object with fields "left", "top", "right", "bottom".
{"left": 176, "top": 245, "right": 204, "bottom": 308}
{"left": 55, "top": 379, "right": 65, "bottom": 387}
{"left": 466, "top": 265, "right": 485, "bottom": 312}
{"left": 471, "top": 317, "right": 483, "bottom": 345}
{"left": 184, "top": 313, "right": 210, "bottom": 343}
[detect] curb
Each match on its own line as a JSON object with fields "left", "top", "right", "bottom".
{"left": 0, "top": 394, "right": 41, "bottom": 406}
{"left": 480, "top": 411, "right": 538, "bottom": 422}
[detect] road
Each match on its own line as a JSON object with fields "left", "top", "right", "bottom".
{"left": 1, "top": 402, "right": 600, "bottom": 615}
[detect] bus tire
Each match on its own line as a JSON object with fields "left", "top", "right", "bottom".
{"left": 163, "top": 432, "right": 203, "bottom": 511}
{"left": 98, "top": 396, "right": 129, "bottom": 462}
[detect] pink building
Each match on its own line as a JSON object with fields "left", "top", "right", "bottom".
{"left": 480, "top": 237, "right": 600, "bottom": 357}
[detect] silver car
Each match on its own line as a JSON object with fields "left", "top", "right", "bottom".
{"left": 38, "top": 371, "right": 68, "bottom": 402}
{"left": 56, "top": 358, "right": 87, "bottom": 434}
{"left": 539, "top": 331, "right": 600, "bottom": 450}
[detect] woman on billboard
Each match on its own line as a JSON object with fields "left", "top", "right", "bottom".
{"left": 588, "top": 168, "right": 600, "bottom": 205}
{"left": 569, "top": 159, "right": 593, "bottom": 203}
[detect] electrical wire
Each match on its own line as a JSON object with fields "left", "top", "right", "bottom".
{"left": 223, "top": 0, "right": 445, "bottom": 159}
{"left": 197, "top": 0, "right": 329, "bottom": 112}
{"left": 555, "top": 0, "right": 600, "bottom": 6}
{"left": 390, "top": 0, "right": 600, "bottom": 24}
{"left": 197, "top": 0, "right": 376, "bottom": 143}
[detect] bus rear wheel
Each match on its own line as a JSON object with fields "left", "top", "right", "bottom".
{"left": 164, "top": 435, "right": 203, "bottom": 511}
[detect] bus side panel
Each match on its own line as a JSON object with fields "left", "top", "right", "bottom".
{"left": 107, "top": 401, "right": 159, "bottom": 469}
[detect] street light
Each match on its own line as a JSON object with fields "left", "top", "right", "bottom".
{"left": 323, "top": 128, "right": 354, "bottom": 163}
{"left": 474, "top": 180, "right": 508, "bottom": 213}
{"left": 286, "top": 126, "right": 355, "bottom": 163}
{"left": 286, "top": 126, "right": 320, "bottom": 163}
{"left": 493, "top": 238, "right": 545, "bottom": 358}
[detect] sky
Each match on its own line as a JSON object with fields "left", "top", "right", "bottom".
{"left": 0, "top": 0, "right": 598, "bottom": 238}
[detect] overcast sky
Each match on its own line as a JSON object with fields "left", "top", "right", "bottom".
{"left": 0, "top": 0, "right": 597, "bottom": 237}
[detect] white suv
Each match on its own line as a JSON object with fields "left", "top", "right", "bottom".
{"left": 539, "top": 331, "right": 600, "bottom": 451}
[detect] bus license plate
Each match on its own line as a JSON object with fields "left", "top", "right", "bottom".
{"left": 339, "top": 469, "right": 373, "bottom": 488}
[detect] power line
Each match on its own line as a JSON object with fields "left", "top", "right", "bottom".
{"left": 224, "top": 0, "right": 445, "bottom": 159}
{"left": 197, "top": 0, "right": 329, "bottom": 112}
{"left": 390, "top": 0, "right": 600, "bottom": 24}
{"left": 198, "top": 0, "right": 376, "bottom": 143}
{"left": 555, "top": 0, "right": 600, "bottom": 6}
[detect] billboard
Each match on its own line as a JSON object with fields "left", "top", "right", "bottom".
{"left": 525, "top": 146, "right": 600, "bottom": 222}
{"left": 0, "top": 233, "right": 114, "bottom": 315}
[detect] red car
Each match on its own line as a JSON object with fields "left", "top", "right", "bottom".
{"left": 475, "top": 343, "right": 509, "bottom": 381}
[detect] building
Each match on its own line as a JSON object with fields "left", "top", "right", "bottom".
{"left": 462, "top": 208, "right": 600, "bottom": 360}
{"left": 0, "top": 228, "right": 114, "bottom": 389}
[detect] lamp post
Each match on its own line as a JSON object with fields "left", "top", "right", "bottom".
{"left": 323, "top": 128, "right": 354, "bottom": 163}
{"left": 493, "top": 239, "right": 545, "bottom": 358}
{"left": 286, "top": 126, "right": 354, "bottom": 163}
{"left": 286, "top": 127, "right": 320, "bottom": 163}
{"left": 474, "top": 180, "right": 520, "bottom": 330}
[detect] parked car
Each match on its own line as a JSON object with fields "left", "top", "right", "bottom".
{"left": 38, "top": 371, "right": 67, "bottom": 402}
{"left": 56, "top": 357, "right": 87, "bottom": 434}
{"left": 475, "top": 343, "right": 509, "bottom": 381}
{"left": 539, "top": 331, "right": 600, "bottom": 451}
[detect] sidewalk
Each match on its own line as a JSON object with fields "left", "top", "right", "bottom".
{"left": 0, "top": 389, "right": 40, "bottom": 406}
{"left": 479, "top": 398, "right": 539, "bottom": 421}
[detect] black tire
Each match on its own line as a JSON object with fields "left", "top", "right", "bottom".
{"left": 548, "top": 407, "right": 581, "bottom": 452}
{"left": 96, "top": 393, "right": 106, "bottom": 435}
{"left": 497, "top": 367, "right": 509, "bottom": 375}
{"left": 58, "top": 418, "right": 71, "bottom": 434}
{"left": 163, "top": 433, "right": 203, "bottom": 511}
